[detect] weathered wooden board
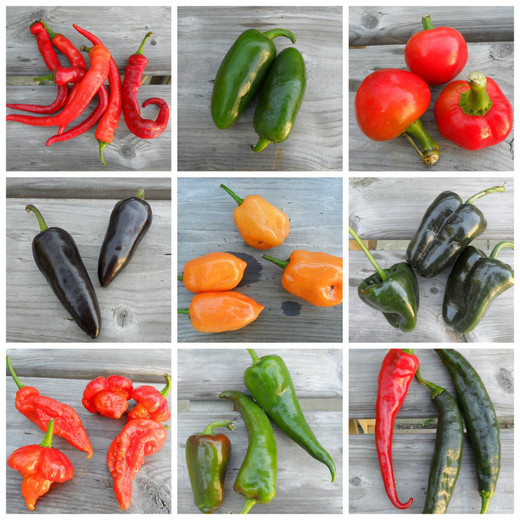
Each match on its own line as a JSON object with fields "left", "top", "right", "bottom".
{"left": 348, "top": 349, "right": 513, "bottom": 419}
{"left": 178, "top": 6, "right": 342, "bottom": 171}
{"left": 349, "top": 431, "right": 513, "bottom": 514}
{"left": 177, "top": 177, "right": 343, "bottom": 342}
{"left": 6, "top": 348, "right": 171, "bottom": 514}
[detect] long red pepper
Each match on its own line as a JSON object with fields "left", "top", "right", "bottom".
{"left": 122, "top": 32, "right": 169, "bottom": 139}
{"left": 375, "top": 348, "right": 418, "bottom": 509}
{"left": 74, "top": 24, "right": 123, "bottom": 166}
{"left": 34, "top": 65, "right": 87, "bottom": 86}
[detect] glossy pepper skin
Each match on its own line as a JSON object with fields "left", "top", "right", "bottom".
{"left": 443, "top": 242, "right": 514, "bottom": 334}
{"left": 179, "top": 292, "right": 264, "bottom": 333}
{"left": 263, "top": 250, "right": 342, "bottom": 306}
{"left": 26, "top": 204, "right": 101, "bottom": 339}
{"left": 376, "top": 349, "right": 418, "bottom": 509}
{"left": 434, "top": 72, "right": 513, "bottom": 150}
{"left": 98, "top": 188, "right": 152, "bottom": 287}
{"left": 7, "top": 355, "right": 93, "bottom": 458}
{"left": 128, "top": 374, "right": 171, "bottom": 422}
{"left": 8, "top": 419, "right": 74, "bottom": 511}
{"left": 252, "top": 47, "right": 306, "bottom": 152}
{"left": 107, "top": 418, "right": 168, "bottom": 510}
{"left": 244, "top": 349, "right": 336, "bottom": 481}
{"left": 186, "top": 420, "right": 235, "bottom": 514}
{"left": 180, "top": 252, "right": 247, "bottom": 293}
{"left": 406, "top": 186, "right": 505, "bottom": 278}
{"left": 211, "top": 28, "right": 296, "bottom": 129}
{"left": 220, "top": 184, "right": 289, "bottom": 250}
{"left": 82, "top": 375, "right": 134, "bottom": 419}
{"left": 219, "top": 390, "right": 277, "bottom": 515}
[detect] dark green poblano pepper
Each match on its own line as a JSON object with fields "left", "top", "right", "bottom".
{"left": 243, "top": 349, "right": 336, "bottom": 482}
{"left": 349, "top": 225, "right": 419, "bottom": 332}
{"left": 442, "top": 241, "right": 514, "bottom": 334}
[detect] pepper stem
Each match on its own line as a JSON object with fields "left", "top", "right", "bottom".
{"left": 220, "top": 184, "right": 244, "bottom": 206}
{"left": 402, "top": 349, "right": 414, "bottom": 355}
{"left": 262, "top": 29, "right": 296, "bottom": 43}
{"left": 40, "top": 418, "right": 55, "bottom": 448}
{"left": 459, "top": 72, "right": 493, "bottom": 116}
{"left": 33, "top": 70, "right": 55, "bottom": 84}
{"left": 202, "top": 420, "right": 235, "bottom": 435}
{"left": 247, "top": 348, "right": 261, "bottom": 365}
{"left": 40, "top": 19, "right": 57, "bottom": 40}
{"left": 160, "top": 374, "right": 172, "bottom": 398}
{"left": 135, "top": 32, "right": 153, "bottom": 56}
{"left": 402, "top": 119, "right": 439, "bottom": 165}
{"left": 81, "top": 45, "right": 91, "bottom": 52}
{"left": 26, "top": 205, "right": 48, "bottom": 232}
{"left": 480, "top": 492, "right": 493, "bottom": 514}
{"left": 98, "top": 141, "right": 109, "bottom": 167}
{"left": 6, "top": 355, "right": 25, "bottom": 389}
{"left": 240, "top": 498, "right": 256, "bottom": 514}
{"left": 251, "top": 138, "right": 271, "bottom": 153}
{"left": 178, "top": 309, "right": 189, "bottom": 314}
{"left": 177, "top": 275, "right": 183, "bottom": 281}
{"left": 348, "top": 225, "right": 387, "bottom": 280}
{"left": 136, "top": 188, "right": 145, "bottom": 199}
{"left": 422, "top": 15, "right": 434, "bottom": 30}
{"left": 465, "top": 184, "right": 505, "bottom": 204}
{"left": 262, "top": 254, "right": 289, "bottom": 270}
{"left": 415, "top": 365, "right": 443, "bottom": 398}
{"left": 490, "top": 241, "right": 514, "bottom": 259}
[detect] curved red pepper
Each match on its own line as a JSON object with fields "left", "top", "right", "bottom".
{"left": 34, "top": 65, "right": 87, "bottom": 86}
{"left": 82, "top": 375, "right": 133, "bottom": 419}
{"left": 375, "top": 349, "right": 419, "bottom": 509}
{"left": 434, "top": 71, "right": 513, "bottom": 150}
{"left": 128, "top": 374, "right": 171, "bottom": 422}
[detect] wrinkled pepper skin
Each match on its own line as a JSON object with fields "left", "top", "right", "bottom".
{"left": 82, "top": 375, "right": 133, "bottom": 419}
{"left": 181, "top": 252, "right": 247, "bottom": 293}
{"left": 211, "top": 28, "right": 296, "bottom": 129}
{"left": 98, "top": 189, "right": 152, "bottom": 287}
{"left": 406, "top": 191, "right": 488, "bottom": 278}
{"left": 252, "top": 47, "right": 306, "bottom": 152}
{"left": 358, "top": 263, "right": 419, "bottom": 332}
{"left": 244, "top": 349, "right": 336, "bottom": 481}
{"left": 219, "top": 390, "right": 277, "bottom": 514}
{"left": 442, "top": 245, "right": 514, "bottom": 334}
{"left": 186, "top": 420, "right": 235, "bottom": 514}
{"left": 128, "top": 374, "right": 171, "bottom": 422}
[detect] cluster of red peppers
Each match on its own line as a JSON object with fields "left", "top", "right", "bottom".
{"left": 7, "top": 355, "right": 170, "bottom": 511}
{"left": 355, "top": 15, "right": 513, "bottom": 165}
{"left": 7, "top": 20, "right": 169, "bottom": 166}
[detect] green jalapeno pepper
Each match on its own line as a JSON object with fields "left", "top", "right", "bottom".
{"left": 211, "top": 28, "right": 296, "bottom": 129}
{"left": 252, "top": 47, "right": 306, "bottom": 152}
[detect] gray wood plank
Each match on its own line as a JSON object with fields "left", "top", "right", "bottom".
{"left": 178, "top": 177, "right": 342, "bottom": 342}
{"left": 178, "top": 6, "right": 342, "bottom": 171}
{"left": 7, "top": 196, "right": 171, "bottom": 342}
{"left": 349, "top": 431, "right": 513, "bottom": 513}
{"left": 348, "top": 349, "right": 513, "bottom": 419}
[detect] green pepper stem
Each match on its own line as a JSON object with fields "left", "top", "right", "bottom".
{"left": 160, "top": 374, "right": 171, "bottom": 397}
{"left": 262, "top": 29, "right": 296, "bottom": 43}
{"left": 177, "top": 275, "right": 183, "bottom": 281}
{"left": 459, "top": 72, "right": 493, "bottom": 116}
{"left": 402, "top": 349, "right": 414, "bottom": 355}
{"left": 490, "top": 241, "right": 514, "bottom": 259}
{"left": 6, "top": 355, "right": 25, "bottom": 389}
{"left": 348, "top": 225, "right": 387, "bottom": 280}
{"left": 240, "top": 498, "right": 256, "bottom": 514}
{"left": 98, "top": 141, "right": 109, "bottom": 167}
{"left": 402, "top": 119, "right": 440, "bottom": 166}
{"left": 262, "top": 254, "right": 289, "bottom": 270}
{"left": 415, "top": 365, "right": 443, "bottom": 398}
{"left": 247, "top": 348, "right": 261, "bottom": 365}
{"left": 40, "top": 418, "right": 55, "bottom": 448}
{"left": 220, "top": 184, "right": 244, "bottom": 205}
{"left": 40, "top": 19, "right": 57, "bottom": 40}
{"left": 26, "top": 205, "right": 48, "bottom": 232}
{"left": 202, "top": 420, "right": 235, "bottom": 435}
{"left": 465, "top": 185, "right": 505, "bottom": 204}
{"left": 135, "top": 32, "right": 153, "bottom": 56}
{"left": 81, "top": 45, "right": 91, "bottom": 52}
{"left": 251, "top": 138, "right": 271, "bottom": 153}
{"left": 136, "top": 188, "right": 145, "bottom": 199}
{"left": 33, "top": 70, "right": 55, "bottom": 84}
{"left": 480, "top": 491, "right": 493, "bottom": 514}
{"left": 422, "top": 15, "right": 434, "bottom": 30}
{"left": 178, "top": 309, "right": 189, "bottom": 314}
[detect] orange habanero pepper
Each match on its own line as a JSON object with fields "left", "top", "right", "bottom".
{"left": 263, "top": 250, "right": 343, "bottom": 307}
{"left": 178, "top": 292, "right": 264, "bottom": 333}
{"left": 220, "top": 184, "right": 289, "bottom": 250}
{"left": 179, "top": 252, "right": 247, "bottom": 293}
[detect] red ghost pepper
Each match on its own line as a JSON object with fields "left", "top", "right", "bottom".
{"left": 127, "top": 374, "right": 171, "bottom": 422}
{"left": 82, "top": 375, "right": 134, "bottom": 419}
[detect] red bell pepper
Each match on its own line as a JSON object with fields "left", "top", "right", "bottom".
{"left": 434, "top": 71, "right": 513, "bottom": 151}
{"left": 355, "top": 68, "right": 439, "bottom": 165}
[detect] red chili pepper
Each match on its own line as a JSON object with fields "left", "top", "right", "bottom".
{"left": 434, "top": 71, "right": 513, "bottom": 150}
{"left": 375, "top": 349, "right": 419, "bottom": 509}
{"left": 6, "top": 21, "right": 68, "bottom": 114}
{"left": 107, "top": 418, "right": 168, "bottom": 509}
{"left": 34, "top": 65, "right": 87, "bottom": 86}
{"left": 122, "top": 32, "right": 169, "bottom": 139}
{"left": 127, "top": 374, "right": 171, "bottom": 422}
{"left": 405, "top": 15, "right": 468, "bottom": 85}
{"left": 7, "top": 355, "right": 93, "bottom": 458}
{"left": 82, "top": 375, "right": 134, "bottom": 419}
{"left": 7, "top": 418, "right": 74, "bottom": 511}
{"left": 6, "top": 44, "right": 110, "bottom": 129}
{"left": 74, "top": 24, "right": 123, "bottom": 166}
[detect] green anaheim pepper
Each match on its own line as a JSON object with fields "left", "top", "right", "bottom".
{"left": 211, "top": 28, "right": 296, "bottom": 129}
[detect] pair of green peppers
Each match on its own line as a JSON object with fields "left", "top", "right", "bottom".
{"left": 185, "top": 349, "right": 335, "bottom": 514}
{"left": 350, "top": 185, "right": 514, "bottom": 334}
{"left": 211, "top": 28, "right": 306, "bottom": 152}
